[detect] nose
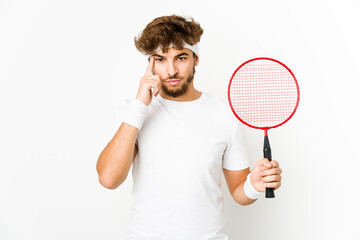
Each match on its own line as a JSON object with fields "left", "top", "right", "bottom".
{"left": 167, "top": 62, "right": 178, "bottom": 77}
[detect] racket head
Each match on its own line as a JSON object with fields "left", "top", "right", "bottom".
{"left": 228, "top": 57, "right": 300, "bottom": 131}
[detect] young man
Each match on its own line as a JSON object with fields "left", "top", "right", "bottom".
{"left": 96, "top": 15, "right": 282, "bottom": 239}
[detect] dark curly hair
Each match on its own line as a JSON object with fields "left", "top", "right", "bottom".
{"left": 134, "top": 15, "right": 203, "bottom": 55}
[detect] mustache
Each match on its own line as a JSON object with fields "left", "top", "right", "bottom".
{"left": 165, "top": 74, "right": 182, "bottom": 81}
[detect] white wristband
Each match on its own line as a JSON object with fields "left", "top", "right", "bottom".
{"left": 122, "top": 99, "right": 148, "bottom": 129}
{"left": 244, "top": 173, "right": 262, "bottom": 200}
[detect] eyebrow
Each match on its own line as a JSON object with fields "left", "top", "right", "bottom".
{"left": 150, "top": 52, "right": 190, "bottom": 59}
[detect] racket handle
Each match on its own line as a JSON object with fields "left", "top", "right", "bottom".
{"left": 263, "top": 135, "right": 275, "bottom": 198}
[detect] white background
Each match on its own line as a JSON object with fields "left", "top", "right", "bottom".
{"left": 1, "top": 0, "right": 359, "bottom": 239}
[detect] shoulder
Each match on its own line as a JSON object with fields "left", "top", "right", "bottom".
{"left": 203, "top": 93, "right": 233, "bottom": 115}
{"left": 202, "top": 92, "right": 227, "bottom": 109}
{"left": 202, "top": 92, "right": 239, "bottom": 126}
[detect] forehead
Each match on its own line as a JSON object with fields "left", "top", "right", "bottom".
{"left": 153, "top": 47, "right": 193, "bottom": 57}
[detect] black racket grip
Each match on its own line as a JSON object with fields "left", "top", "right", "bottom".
{"left": 263, "top": 135, "right": 275, "bottom": 198}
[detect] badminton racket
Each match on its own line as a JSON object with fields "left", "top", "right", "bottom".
{"left": 228, "top": 57, "right": 300, "bottom": 198}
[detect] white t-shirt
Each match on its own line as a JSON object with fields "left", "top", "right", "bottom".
{"left": 118, "top": 92, "right": 249, "bottom": 240}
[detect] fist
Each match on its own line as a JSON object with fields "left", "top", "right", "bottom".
{"left": 250, "top": 158, "right": 282, "bottom": 192}
{"left": 136, "top": 56, "right": 162, "bottom": 106}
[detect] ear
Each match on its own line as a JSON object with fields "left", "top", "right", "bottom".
{"left": 194, "top": 54, "right": 199, "bottom": 66}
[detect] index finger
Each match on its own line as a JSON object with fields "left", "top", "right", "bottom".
{"left": 260, "top": 158, "right": 272, "bottom": 169}
{"left": 145, "top": 56, "right": 154, "bottom": 76}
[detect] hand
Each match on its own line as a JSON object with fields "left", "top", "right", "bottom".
{"left": 136, "top": 57, "right": 161, "bottom": 106}
{"left": 250, "top": 158, "right": 282, "bottom": 192}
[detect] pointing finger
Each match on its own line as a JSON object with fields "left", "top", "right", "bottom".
{"left": 259, "top": 158, "right": 272, "bottom": 168}
{"left": 145, "top": 56, "right": 155, "bottom": 76}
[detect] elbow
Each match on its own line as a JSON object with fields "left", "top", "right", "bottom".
{"left": 96, "top": 162, "right": 121, "bottom": 190}
{"left": 238, "top": 199, "right": 257, "bottom": 206}
{"left": 233, "top": 195, "right": 257, "bottom": 206}
{"left": 98, "top": 174, "right": 126, "bottom": 190}
{"left": 99, "top": 177, "right": 117, "bottom": 190}
{"left": 96, "top": 154, "right": 130, "bottom": 190}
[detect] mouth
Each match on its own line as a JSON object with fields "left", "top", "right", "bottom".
{"left": 166, "top": 79, "right": 181, "bottom": 86}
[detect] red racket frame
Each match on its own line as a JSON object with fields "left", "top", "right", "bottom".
{"left": 227, "top": 57, "right": 300, "bottom": 136}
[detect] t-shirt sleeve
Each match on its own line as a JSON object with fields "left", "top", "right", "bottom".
{"left": 222, "top": 122, "right": 250, "bottom": 170}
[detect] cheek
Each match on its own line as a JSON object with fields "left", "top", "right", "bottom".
{"left": 181, "top": 65, "right": 193, "bottom": 76}
{"left": 153, "top": 65, "right": 167, "bottom": 77}
{"left": 176, "top": 62, "right": 187, "bottom": 71}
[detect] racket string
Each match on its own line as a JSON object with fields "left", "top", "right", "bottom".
{"left": 229, "top": 59, "right": 299, "bottom": 128}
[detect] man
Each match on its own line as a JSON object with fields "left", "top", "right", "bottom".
{"left": 96, "top": 15, "right": 282, "bottom": 240}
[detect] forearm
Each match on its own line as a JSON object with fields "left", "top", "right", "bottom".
{"left": 232, "top": 180, "right": 257, "bottom": 206}
{"left": 96, "top": 122, "right": 138, "bottom": 189}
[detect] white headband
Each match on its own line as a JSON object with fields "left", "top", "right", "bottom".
{"left": 151, "top": 42, "right": 199, "bottom": 56}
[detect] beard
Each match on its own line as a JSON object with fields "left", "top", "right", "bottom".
{"left": 160, "top": 67, "right": 196, "bottom": 98}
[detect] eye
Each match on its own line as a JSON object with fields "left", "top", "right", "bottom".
{"left": 178, "top": 57, "right": 187, "bottom": 61}
{"left": 155, "top": 58, "right": 164, "bottom": 62}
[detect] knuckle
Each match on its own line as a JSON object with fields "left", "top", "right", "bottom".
{"left": 141, "top": 77, "right": 150, "bottom": 83}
